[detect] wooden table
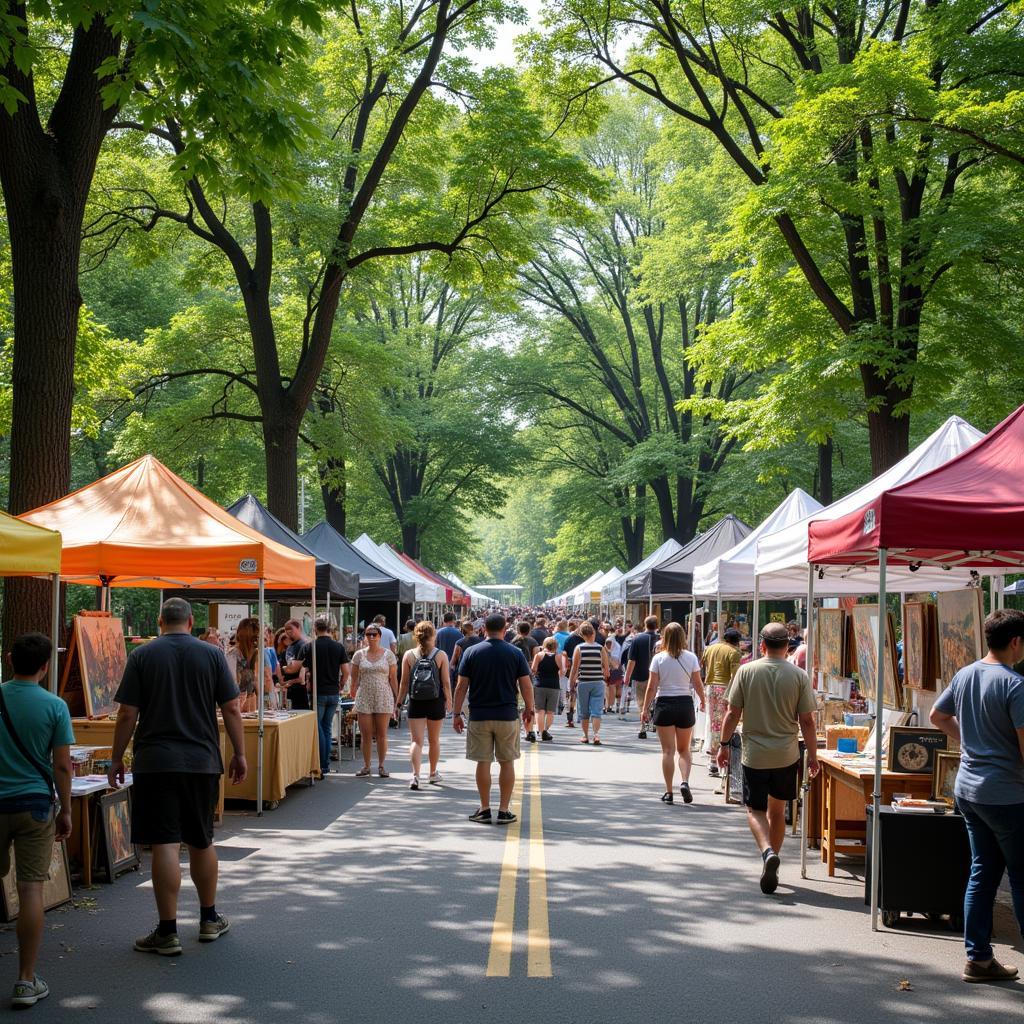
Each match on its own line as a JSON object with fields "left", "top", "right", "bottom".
{"left": 816, "top": 752, "right": 933, "bottom": 877}
{"left": 70, "top": 777, "right": 106, "bottom": 886}
{"left": 228, "top": 712, "right": 319, "bottom": 805}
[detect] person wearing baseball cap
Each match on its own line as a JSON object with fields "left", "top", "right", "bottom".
{"left": 716, "top": 622, "right": 819, "bottom": 894}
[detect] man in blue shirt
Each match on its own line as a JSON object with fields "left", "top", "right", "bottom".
{"left": 435, "top": 612, "right": 462, "bottom": 661}
{"left": 932, "top": 607, "right": 1024, "bottom": 984}
{"left": 0, "top": 634, "right": 74, "bottom": 1008}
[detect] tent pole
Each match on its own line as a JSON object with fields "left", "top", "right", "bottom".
{"left": 805, "top": 565, "right": 816, "bottom": 690}
{"left": 395, "top": 601, "right": 400, "bottom": 640}
{"left": 49, "top": 574, "right": 60, "bottom": 694}
{"left": 801, "top": 564, "right": 816, "bottom": 870}
{"left": 257, "top": 580, "right": 265, "bottom": 816}
{"left": 752, "top": 575, "right": 760, "bottom": 648}
{"left": 311, "top": 584, "right": 318, "bottom": 783}
{"left": 648, "top": 595, "right": 653, "bottom": 617}
{"left": 870, "top": 549, "right": 888, "bottom": 931}
{"left": 716, "top": 590, "right": 722, "bottom": 642}
{"left": 689, "top": 596, "right": 696, "bottom": 648}
{"left": 353, "top": 597, "right": 359, "bottom": 642}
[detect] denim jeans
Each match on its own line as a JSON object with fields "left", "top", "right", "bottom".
{"left": 577, "top": 681, "right": 604, "bottom": 721}
{"left": 958, "top": 797, "right": 1024, "bottom": 961}
{"left": 316, "top": 696, "right": 340, "bottom": 775}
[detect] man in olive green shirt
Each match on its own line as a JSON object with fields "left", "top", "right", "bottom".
{"left": 702, "top": 628, "right": 742, "bottom": 776}
{"left": 718, "top": 622, "right": 819, "bottom": 894}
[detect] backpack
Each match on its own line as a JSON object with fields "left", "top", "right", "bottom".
{"left": 410, "top": 648, "right": 441, "bottom": 701}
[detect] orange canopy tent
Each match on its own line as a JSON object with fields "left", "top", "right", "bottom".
{"left": 21, "top": 455, "right": 316, "bottom": 814}
{"left": 20, "top": 455, "right": 314, "bottom": 589}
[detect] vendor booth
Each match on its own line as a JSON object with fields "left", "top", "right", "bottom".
{"left": 352, "top": 533, "right": 443, "bottom": 627}
{"left": 602, "top": 539, "right": 684, "bottom": 616}
{"left": 21, "top": 455, "right": 317, "bottom": 814}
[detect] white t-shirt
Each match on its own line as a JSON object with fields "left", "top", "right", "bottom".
{"left": 377, "top": 626, "right": 397, "bottom": 651}
{"left": 650, "top": 650, "right": 701, "bottom": 697}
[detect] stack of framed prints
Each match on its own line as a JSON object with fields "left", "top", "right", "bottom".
{"left": 936, "top": 588, "right": 984, "bottom": 690}
{"left": 1, "top": 844, "right": 73, "bottom": 922}
{"left": 902, "top": 601, "right": 938, "bottom": 691}
{"left": 850, "top": 604, "right": 902, "bottom": 709}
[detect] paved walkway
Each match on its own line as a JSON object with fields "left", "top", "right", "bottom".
{"left": 4, "top": 717, "right": 1021, "bottom": 1022}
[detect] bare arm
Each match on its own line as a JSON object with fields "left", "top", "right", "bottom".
{"left": 440, "top": 652, "right": 453, "bottom": 709}
{"left": 601, "top": 647, "right": 610, "bottom": 682}
{"left": 53, "top": 744, "right": 72, "bottom": 841}
{"left": 349, "top": 660, "right": 361, "bottom": 701}
{"left": 799, "top": 710, "right": 820, "bottom": 777}
{"left": 518, "top": 674, "right": 535, "bottom": 721}
{"left": 691, "top": 671, "right": 706, "bottom": 709}
{"left": 930, "top": 705, "right": 962, "bottom": 747}
{"left": 569, "top": 647, "right": 581, "bottom": 688}
{"left": 397, "top": 652, "right": 412, "bottom": 705}
{"left": 220, "top": 697, "right": 247, "bottom": 784}
{"left": 388, "top": 659, "right": 399, "bottom": 700}
{"left": 642, "top": 669, "right": 660, "bottom": 721}
{"left": 108, "top": 704, "right": 140, "bottom": 788}
{"left": 452, "top": 675, "right": 470, "bottom": 733}
{"left": 717, "top": 705, "right": 744, "bottom": 769}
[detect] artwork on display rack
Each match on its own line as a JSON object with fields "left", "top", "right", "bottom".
{"left": 95, "top": 789, "right": 140, "bottom": 881}
{"left": 937, "top": 588, "right": 984, "bottom": 690}
{"left": 74, "top": 613, "right": 127, "bottom": 718}
{"left": 932, "top": 751, "right": 961, "bottom": 804}
{"left": 1, "top": 842, "right": 73, "bottom": 922}
{"left": 886, "top": 726, "right": 949, "bottom": 774}
{"left": 815, "top": 608, "right": 845, "bottom": 683}
{"left": 850, "top": 605, "right": 901, "bottom": 708}
{"left": 902, "top": 601, "right": 938, "bottom": 691}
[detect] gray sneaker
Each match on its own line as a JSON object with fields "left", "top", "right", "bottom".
{"left": 134, "top": 929, "right": 183, "bottom": 956}
{"left": 198, "top": 914, "right": 231, "bottom": 943}
{"left": 11, "top": 977, "right": 49, "bottom": 1008}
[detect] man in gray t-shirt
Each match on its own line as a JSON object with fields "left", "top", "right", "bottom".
{"left": 931, "top": 608, "right": 1024, "bottom": 983}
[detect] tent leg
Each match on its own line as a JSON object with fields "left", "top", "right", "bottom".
{"left": 395, "top": 601, "right": 400, "bottom": 638}
{"left": 752, "top": 575, "right": 760, "bottom": 648}
{"left": 311, "top": 585, "right": 318, "bottom": 784}
{"left": 353, "top": 598, "right": 359, "bottom": 643}
{"left": 870, "top": 549, "right": 888, "bottom": 931}
{"left": 801, "top": 565, "right": 816, "bottom": 877}
{"left": 648, "top": 595, "right": 653, "bottom": 617}
{"left": 806, "top": 565, "right": 816, "bottom": 689}
{"left": 49, "top": 574, "right": 60, "bottom": 694}
{"left": 689, "top": 596, "right": 696, "bottom": 649}
{"left": 257, "top": 581, "right": 265, "bottom": 817}
{"left": 716, "top": 590, "right": 722, "bottom": 642}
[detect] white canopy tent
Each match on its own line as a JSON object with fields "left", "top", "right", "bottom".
{"left": 565, "top": 569, "right": 604, "bottom": 607}
{"left": 601, "top": 539, "right": 684, "bottom": 605}
{"left": 351, "top": 533, "right": 446, "bottom": 604}
{"left": 577, "top": 566, "right": 622, "bottom": 606}
{"left": 448, "top": 572, "right": 499, "bottom": 607}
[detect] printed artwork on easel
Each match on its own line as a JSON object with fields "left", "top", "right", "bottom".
{"left": 937, "top": 589, "right": 984, "bottom": 690}
{"left": 850, "top": 604, "right": 901, "bottom": 708}
{"left": 815, "top": 608, "right": 845, "bottom": 681}
{"left": 61, "top": 613, "right": 126, "bottom": 718}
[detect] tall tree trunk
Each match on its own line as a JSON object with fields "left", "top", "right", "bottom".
{"left": 401, "top": 522, "right": 419, "bottom": 560}
{"left": 262, "top": 410, "right": 301, "bottom": 530}
{"left": 816, "top": 438, "right": 834, "bottom": 505}
{"left": 318, "top": 456, "right": 346, "bottom": 535}
{"left": 861, "top": 366, "right": 912, "bottom": 474}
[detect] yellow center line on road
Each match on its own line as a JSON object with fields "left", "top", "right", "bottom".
{"left": 486, "top": 765, "right": 524, "bottom": 977}
{"left": 527, "top": 742, "right": 552, "bottom": 978}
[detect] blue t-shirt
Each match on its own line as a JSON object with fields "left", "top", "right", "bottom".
{"left": 553, "top": 630, "right": 570, "bottom": 653}
{"left": 0, "top": 679, "right": 76, "bottom": 804}
{"left": 933, "top": 659, "right": 1024, "bottom": 805}
{"left": 458, "top": 638, "right": 530, "bottom": 722}
{"left": 435, "top": 626, "right": 462, "bottom": 660}
{"left": 265, "top": 648, "right": 279, "bottom": 674}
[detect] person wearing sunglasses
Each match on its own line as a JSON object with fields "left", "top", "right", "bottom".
{"left": 350, "top": 625, "right": 399, "bottom": 778}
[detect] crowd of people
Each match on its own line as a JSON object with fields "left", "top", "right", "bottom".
{"left": 1, "top": 595, "right": 1023, "bottom": 1006}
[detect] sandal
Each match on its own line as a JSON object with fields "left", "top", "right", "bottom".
{"left": 660, "top": 792, "right": 674, "bottom": 804}
{"left": 378, "top": 767, "right": 390, "bottom": 778}
{"left": 355, "top": 767, "right": 371, "bottom": 777}
{"left": 592, "top": 738, "right": 602, "bottom": 746}
{"left": 580, "top": 737, "right": 589, "bottom": 744}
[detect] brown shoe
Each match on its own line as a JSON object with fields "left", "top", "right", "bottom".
{"left": 962, "top": 958, "right": 1019, "bottom": 983}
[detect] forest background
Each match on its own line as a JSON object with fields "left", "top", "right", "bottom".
{"left": 2, "top": 1, "right": 1023, "bottom": 632}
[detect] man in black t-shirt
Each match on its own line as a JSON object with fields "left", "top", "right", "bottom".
{"left": 111, "top": 598, "right": 245, "bottom": 954}
{"left": 304, "top": 615, "right": 351, "bottom": 775}
{"left": 453, "top": 613, "right": 535, "bottom": 825}
{"left": 530, "top": 615, "right": 552, "bottom": 647}
{"left": 281, "top": 618, "right": 310, "bottom": 709}
{"left": 561, "top": 621, "right": 585, "bottom": 727}
{"left": 451, "top": 620, "right": 483, "bottom": 675}
{"left": 625, "top": 615, "right": 660, "bottom": 738}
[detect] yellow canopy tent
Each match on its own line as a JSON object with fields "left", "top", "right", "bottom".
{"left": 0, "top": 510, "right": 62, "bottom": 692}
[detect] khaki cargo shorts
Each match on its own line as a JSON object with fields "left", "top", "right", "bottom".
{"left": 0, "top": 810, "right": 56, "bottom": 883}
{"left": 466, "top": 720, "right": 521, "bottom": 764}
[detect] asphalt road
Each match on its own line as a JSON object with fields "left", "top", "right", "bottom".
{"left": 3, "top": 715, "right": 1021, "bottom": 1022}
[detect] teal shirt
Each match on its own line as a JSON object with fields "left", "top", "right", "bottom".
{"left": 0, "top": 679, "right": 75, "bottom": 801}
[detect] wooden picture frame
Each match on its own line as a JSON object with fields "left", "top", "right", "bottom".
{"left": 1, "top": 841, "right": 73, "bottom": 922}
{"left": 851, "top": 605, "right": 901, "bottom": 708}
{"left": 937, "top": 588, "right": 984, "bottom": 690}
{"left": 95, "top": 789, "right": 139, "bottom": 881}
{"left": 815, "top": 608, "right": 845, "bottom": 681}
{"left": 886, "top": 726, "right": 948, "bottom": 774}
{"left": 932, "top": 751, "right": 960, "bottom": 804}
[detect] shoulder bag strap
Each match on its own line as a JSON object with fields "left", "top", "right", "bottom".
{"left": 0, "top": 686, "right": 57, "bottom": 804}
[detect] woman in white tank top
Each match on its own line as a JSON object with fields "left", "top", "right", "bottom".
{"left": 642, "top": 622, "right": 705, "bottom": 804}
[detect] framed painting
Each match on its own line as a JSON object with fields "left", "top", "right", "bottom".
{"left": 937, "top": 588, "right": 984, "bottom": 689}
{"left": 0, "top": 841, "right": 73, "bottom": 922}
{"left": 75, "top": 614, "right": 127, "bottom": 718}
{"left": 932, "top": 751, "right": 960, "bottom": 804}
{"left": 851, "top": 605, "right": 900, "bottom": 708}
{"left": 815, "top": 608, "right": 845, "bottom": 681}
{"left": 887, "top": 726, "right": 948, "bottom": 774}
{"left": 95, "top": 789, "right": 139, "bottom": 882}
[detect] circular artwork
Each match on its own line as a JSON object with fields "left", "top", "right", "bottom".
{"left": 897, "top": 742, "right": 929, "bottom": 772}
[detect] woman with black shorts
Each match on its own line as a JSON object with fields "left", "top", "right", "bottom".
{"left": 642, "top": 622, "right": 706, "bottom": 804}
{"left": 397, "top": 621, "right": 452, "bottom": 790}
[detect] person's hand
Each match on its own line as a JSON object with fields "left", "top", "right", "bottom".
{"left": 107, "top": 758, "right": 126, "bottom": 790}
{"left": 453, "top": 713, "right": 465, "bottom": 734}
{"left": 54, "top": 809, "right": 73, "bottom": 843}
{"left": 445, "top": 701, "right": 452, "bottom": 715}
{"left": 228, "top": 754, "right": 248, "bottom": 785}
{"left": 522, "top": 708, "right": 535, "bottom": 724}
{"left": 641, "top": 707, "right": 650, "bottom": 724}
{"left": 807, "top": 756, "right": 820, "bottom": 779}
{"left": 716, "top": 744, "right": 731, "bottom": 771}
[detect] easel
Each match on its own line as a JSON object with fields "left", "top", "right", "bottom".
{"left": 60, "top": 611, "right": 113, "bottom": 718}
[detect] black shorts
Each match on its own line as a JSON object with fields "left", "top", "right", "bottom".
{"left": 131, "top": 773, "right": 220, "bottom": 849}
{"left": 407, "top": 697, "right": 446, "bottom": 721}
{"left": 651, "top": 695, "right": 696, "bottom": 729}
{"left": 742, "top": 761, "right": 800, "bottom": 811}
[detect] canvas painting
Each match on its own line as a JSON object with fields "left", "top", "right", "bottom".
{"left": 815, "top": 608, "right": 845, "bottom": 681}
{"left": 902, "top": 602, "right": 926, "bottom": 690}
{"left": 75, "top": 614, "right": 127, "bottom": 718}
{"left": 937, "top": 589, "right": 984, "bottom": 689}
{"left": 851, "top": 605, "right": 900, "bottom": 708}
{"left": 96, "top": 789, "right": 139, "bottom": 881}
{"left": 933, "top": 751, "right": 960, "bottom": 804}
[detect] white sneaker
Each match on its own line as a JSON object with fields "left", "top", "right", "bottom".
{"left": 428, "top": 771, "right": 442, "bottom": 784}
{"left": 410, "top": 776, "right": 420, "bottom": 790}
{"left": 11, "top": 977, "right": 49, "bottom": 1008}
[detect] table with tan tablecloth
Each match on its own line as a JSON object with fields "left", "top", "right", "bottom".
{"left": 228, "top": 711, "right": 319, "bottom": 803}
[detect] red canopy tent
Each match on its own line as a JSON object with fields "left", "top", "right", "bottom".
{"left": 393, "top": 549, "right": 471, "bottom": 608}
{"left": 807, "top": 403, "right": 1024, "bottom": 930}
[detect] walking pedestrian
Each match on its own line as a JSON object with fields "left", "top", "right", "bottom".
{"left": 562, "top": 620, "right": 584, "bottom": 728}
{"left": 435, "top": 612, "right": 462, "bottom": 661}
{"left": 625, "top": 616, "right": 660, "bottom": 738}
{"left": 451, "top": 619, "right": 483, "bottom": 676}
{"left": 530, "top": 638, "right": 564, "bottom": 742}
{"left": 569, "top": 622, "right": 609, "bottom": 745}
{"left": 452, "top": 613, "right": 535, "bottom": 824}
{"left": 553, "top": 619, "right": 570, "bottom": 652}
{"left": 930, "top": 608, "right": 1024, "bottom": 983}
{"left": 397, "top": 621, "right": 452, "bottom": 790}
{"left": 304, "top": 615, "right": 350, "bottom": 776}
{"left": 641, "top": 622, "right": 705, "bottom": 804}
{"left": 605, "top": 634, "right": 623, "bottom": 712}
{"left": 1, "top": 634, "right": 74, "bottom": 1008}
{"left": 109, "top": 599, "right": 246, "bottom": 955}
{"left": 716, "top": 622, "right": 818, "bottom": 894}
{"left": 512, "top": 621, "right": 540, "bottom": 742}
{"left": 350, "top": 625, "right": 399, "bottom": 778}
{"left": 702, "top": 628, "right": 742, "bottom": 777}
{"left": 280, "top": 618, "right": 310, "bottom": 710}
{"left": 530, "top": 615, "right": 551, "bottom": 646}
{"left": 396, "top": 619, "right": 417, "bottom": 659}
{"left": 372, "top": 614, "right": 398, "bottom": 654}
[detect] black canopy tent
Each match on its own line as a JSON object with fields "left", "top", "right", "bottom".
{"left": 303, "top": 522, "right": 414, "bottom": 604}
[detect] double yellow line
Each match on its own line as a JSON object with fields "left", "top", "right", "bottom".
{"left": 486, "top": 743, "right": 551, "bottom": 978}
